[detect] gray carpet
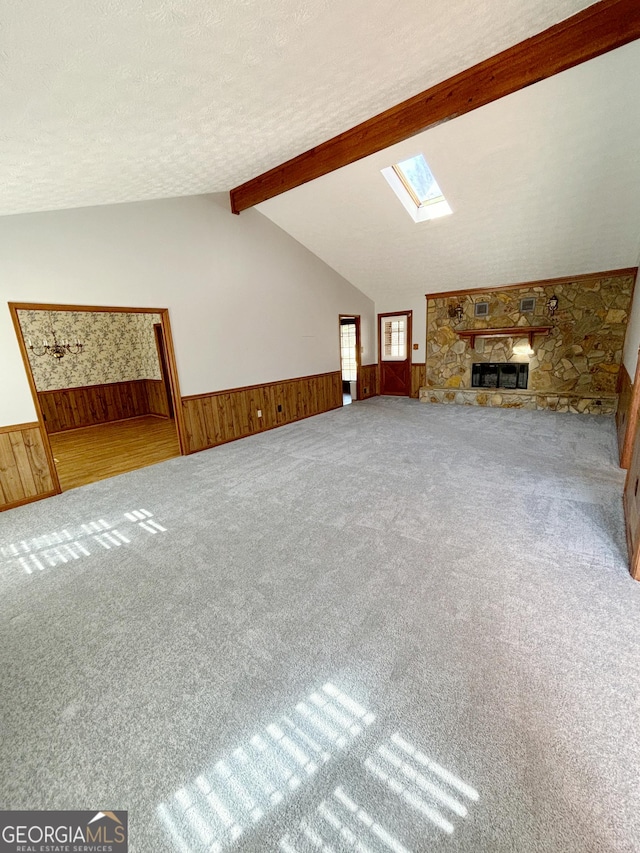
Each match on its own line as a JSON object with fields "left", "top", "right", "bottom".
{"left": 1, "top": 397, "right": 640, "bottom": 853}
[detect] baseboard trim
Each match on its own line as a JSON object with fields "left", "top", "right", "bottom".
{"left": 0, "top": 490, "right": 58, "bottom": 513}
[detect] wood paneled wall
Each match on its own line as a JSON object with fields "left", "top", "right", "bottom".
{"left": 38, "top": 378, "right": 170, "bottom": 433}
{"left": 359, "top": 364, "right": 379, "bottom": 400}
{"left": 359, "top": 363, "right": 421, "bottom": 399}
{"left": 411, "top": 363, "right": 426, "bottom": 399}
{"left": 624, "top": 412, "right": 640, "bottom": 580}
{"left": 145, "top": 379, "right": 171, "bottom": 418}
{"left": 182, "top": 371, "right": 342, "bottom": 454}
{"left": 617, "top": 364, "right": 634, "bottom": 468}
{"left": 0, "top": 422, "right": 57, "bottom": 511}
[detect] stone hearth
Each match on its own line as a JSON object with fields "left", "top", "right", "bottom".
{"left": 419, "top": 387, "right": 616, "bottom": 415}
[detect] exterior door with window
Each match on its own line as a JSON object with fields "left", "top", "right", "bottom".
{"left": 379, "top": 312, "right": 412, "bottom": 396}
{"left": 340, "top": 317, "right": 359, "bottom": 398}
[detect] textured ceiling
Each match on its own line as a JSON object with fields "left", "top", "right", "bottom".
{"left": 258, "top": 42, "right": 640, "bottom": 300}
{"left": 1, "top": 0, "right": 594, "bottom": 216}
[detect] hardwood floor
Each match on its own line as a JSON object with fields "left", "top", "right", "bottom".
{"left": 49, "top": 416, "right": 180, "bottom": 491}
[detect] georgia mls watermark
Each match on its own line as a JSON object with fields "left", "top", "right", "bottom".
{"left": 0, "top": 811, "right": 127, "bottom": 853}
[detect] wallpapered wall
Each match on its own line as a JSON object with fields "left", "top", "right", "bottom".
{"left": 17, "top": 310, "right": 162, "bottom": 391}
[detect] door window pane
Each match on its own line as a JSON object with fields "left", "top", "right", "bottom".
{"left": 381, "top": 315, "right": 407, "bottom": 360}
{"left": 340, "top": 323, "right": 357, "bottom": 381}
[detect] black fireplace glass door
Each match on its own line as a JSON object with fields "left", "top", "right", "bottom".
{"left": 472, "top": 362, "right": 528, "bottom": 389}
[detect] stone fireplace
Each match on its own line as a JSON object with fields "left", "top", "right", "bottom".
{"left": 419, "top": 270, "right": 634, "bottom": 415}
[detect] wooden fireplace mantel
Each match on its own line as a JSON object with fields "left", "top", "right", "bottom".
{"left": 457, "top": 326, "right": 553, "bottom": 348}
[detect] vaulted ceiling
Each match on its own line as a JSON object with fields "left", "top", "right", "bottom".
{"left": 2, "top": 0, "right": 594, "bottom": 217}
{"left": 258, "top": 41, "right": 640, "bottom": 300}
{"left": 4, "top": 1, "right": 638, "bottom": 302}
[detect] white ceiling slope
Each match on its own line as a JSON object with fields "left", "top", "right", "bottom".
{"left": 258, "top": 42, "right": 640, "bottom": 300}
{"left": 1, "top": 0, "right": 593, "bottom": 216}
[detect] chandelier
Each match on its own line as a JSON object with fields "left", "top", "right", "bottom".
{"left": 27, "top": 328, "right": 84, "bottom": 359}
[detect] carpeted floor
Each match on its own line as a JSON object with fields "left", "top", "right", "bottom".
{"left": 1, "top": 398, "right": 640, "bottom": 852}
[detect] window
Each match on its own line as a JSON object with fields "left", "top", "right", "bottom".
{"left": 393, "top": 155, "right": 445, "bottom": 208}
{"left": 385, "top": 320, "right": 405, "bottom": 357}
{"left": 381, "top": 153, "right": 452, "bottom": 223}
{"left": 381, "top": 315, "right": 408, "bottom": 360}
{"left": 340, "top": 322, "right": 357, "bottom": 382}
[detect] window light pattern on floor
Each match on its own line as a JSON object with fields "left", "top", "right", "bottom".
{"left": 0, "top": 508, "right": 167, "bottom": 574}
{"left": 279, "top": 731, "right": 479, "bottom": 852}
{"left": 157, "top": 683, "right": 375, "bottom": 853}
{"left": 364, "top": 732, "right": 478, "bottom": 835}
{"left": 124, "top": 508, "right": 167, "bottom": 534}
{"left": 281, "top": 786, "right": 410, "bottom": 853}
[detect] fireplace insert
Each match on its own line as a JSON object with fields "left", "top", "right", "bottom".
{"left": 471, "top": 362, "right": 528, "bottom": 389}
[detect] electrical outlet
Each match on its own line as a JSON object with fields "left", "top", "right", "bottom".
{"left": 257, "top": 409, "right": 262, "bottom": 418}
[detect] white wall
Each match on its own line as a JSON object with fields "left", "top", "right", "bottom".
{"left": 623, "top": 254, "right": 640, "bottom": 379}
{"left": 374, "top": 296, "right": 427, "bottom": 363}
{"left": 0, "top": 194, "right": 375, "bottom": 426}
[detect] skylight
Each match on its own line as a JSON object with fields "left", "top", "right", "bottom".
{"left": 382, "top": 153, "right": 452, "bottom": 223}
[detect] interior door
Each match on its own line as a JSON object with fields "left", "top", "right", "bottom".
{"left": 154, "top": 323, "right": 175, "bottom": 418}
{"left": 379, "top": 312, "right": 412, "bottom": 396}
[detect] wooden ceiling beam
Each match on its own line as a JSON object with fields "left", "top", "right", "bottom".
{"left": 230, "top": 0, "right": 640, "bottom": 214}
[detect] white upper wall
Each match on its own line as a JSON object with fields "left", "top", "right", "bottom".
{"left": 0, "top": 194, "right": 375, "bottom": 426}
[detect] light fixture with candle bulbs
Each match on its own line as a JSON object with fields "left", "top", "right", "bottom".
{"left": 27, "top": 326, "right": 84, "bottom": 359}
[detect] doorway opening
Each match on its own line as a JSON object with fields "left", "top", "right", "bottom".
{"left": 378, "top": 311, "right": 413, "bottom": 396}
{"left": 154, "top": 323, "right": 175, "bottom": 419}
{"left": 339, "top": 316, "right": 361, "bottom": 405}
{"left": 9, "top": 302, "right": 185, "bottom": 493}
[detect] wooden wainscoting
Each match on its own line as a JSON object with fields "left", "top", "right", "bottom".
{"left": 624, "top": 412, "right": 640, "bottom": 580}
{"left": 145, "top": 379, "right": 171, "bottom": 417}
{"left": 359, "top": 364, "right": 379, "bottom": 400}
{"left": 411, "top": 363, "right": 426, "bottom": 399}
{"left": 37, "top": 379, "right": 171, "bottom": 433}
{"left": 617, "top": 364, "right": 634, "bottom": 467}
{"left": 0, "top": 422, "right": 57, "bottom": 511}
{"left": 617, "top": 356, "right": 640, "bottom": 471}
{"left": 182, "top": 371, "right": 342, "bottom": 454}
